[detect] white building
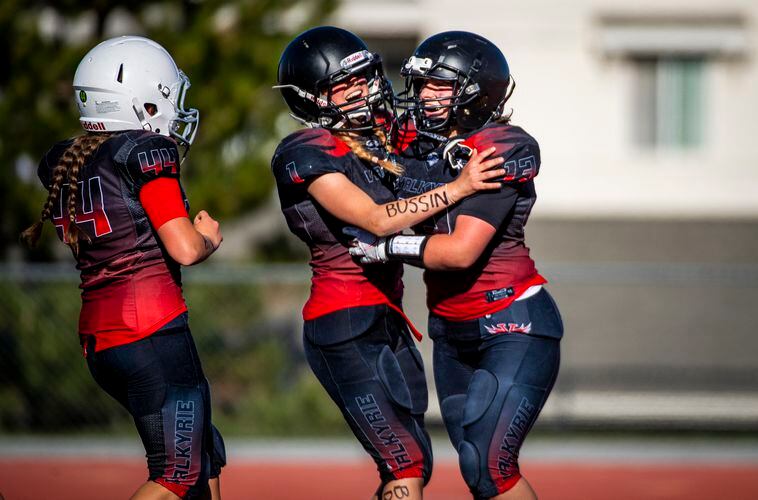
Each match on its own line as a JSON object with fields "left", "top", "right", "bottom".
{"left": 336, "top": 0, "right": 758, "bottom": 219}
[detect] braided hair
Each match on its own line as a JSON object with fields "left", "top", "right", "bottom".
{"left": 336, "top": 127, "right": 403, "bottom": 176}
{"left": 21, "top": 132, "right": 112, "bottom": 255}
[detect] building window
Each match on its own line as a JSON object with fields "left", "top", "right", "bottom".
{"left": 634, "top": 56, "right": 705, "bottom": 148}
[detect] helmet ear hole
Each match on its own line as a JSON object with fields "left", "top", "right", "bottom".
{"left": 116, "top": 64, "right": 124, "bottom": 83}
{"left": 144, "top": 103, "right": 158, "bottom": 116}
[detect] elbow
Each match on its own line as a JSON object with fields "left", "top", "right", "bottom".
{"left": 173, "top": 253, "right": 200, "bottom": 266}
{"left": 444, "top": 257, "right": 476, "bottom": 271}
{"left": 435, "top": 249, "right": 479, "bottom": 271}
{"left": 171, "top": 250, "right": 200, "bottom": 266}
{"left": 167, "top": 242, "right": 203, "bottom": 266}
{"left": 367, "top": 215, "right": 396, "bottom": 238}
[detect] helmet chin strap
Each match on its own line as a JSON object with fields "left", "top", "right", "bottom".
{"left": 132, "top": 98, "right": 151, "bottom": 131}
{"left": 412, "top": 112, "right": 452, "bottom": 143}
{"left": 417, "top": 128, "right": 450, "bottom": 143}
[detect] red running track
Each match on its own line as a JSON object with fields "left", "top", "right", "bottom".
{"left": 2, "top": 458, "right": 758, "bottom": 499}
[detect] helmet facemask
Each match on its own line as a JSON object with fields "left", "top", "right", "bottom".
{"left": 166, "top": 70, "right": 199, "bottom": 148}
{"left": 397, "top": 56, "right": 483, "bottom": 134}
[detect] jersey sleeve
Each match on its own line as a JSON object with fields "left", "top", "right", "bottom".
{"left": 37, "top": 153, "right": 52, "bottom": 189}
{"left": 456, "top": 183, "right": 520, "bottom": 230}
{"left": 119, "top": 134, "right": 181, "bottom": 194}
{"left": 449, "top": 125, "right": 541, "bottom": 184}
{"left": 37, "top": 139, "right": 74, "bottom": 189}
{"left": 271, "top": 144, "right": 350, "bottom": 189}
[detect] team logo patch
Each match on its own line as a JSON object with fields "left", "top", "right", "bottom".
{"left": 486, "top": 286, "right": 515, "bottom": 302}
{"left": 484, "top": 322, "right": 532, "bottom": 335}
{"left": 79, "top": 90, "right": 87, "bottom": 103}
{"left": 425, "top": 151, "right": 439, "bottom": 169}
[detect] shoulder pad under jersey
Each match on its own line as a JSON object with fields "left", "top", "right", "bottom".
{"left": 445, "top": 123, "right": 540, "bottom": 183}
{"left": 37, "top": 138, "right": 75, "bottom": 188}
{"left": 271, "top": 128, "right": 353, "bottom": 187}
{"left": 116, "top": 131, "right": 181, "bottom": 193}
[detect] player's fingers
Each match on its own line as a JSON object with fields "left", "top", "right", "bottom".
{"left": 471, "top": 146, "right": 496, "bottom": 163}
{"left": 479, "top": 157, "right": 505, "bottom": 171}
{"left": 481, "top": 168, "right": 507, "bottom": 180}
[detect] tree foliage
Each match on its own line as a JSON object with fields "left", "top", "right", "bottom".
{"left": 1, "top": 0, "right": 336, "bottom": 260}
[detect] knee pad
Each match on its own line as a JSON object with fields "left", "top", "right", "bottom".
{"left": 209, "top": 424, "right": 226, "bottom": 477}
{"left": 457, "top": 370, "right": 513, "bottom": 498}
{"left": 377, "top": 345, "right": 412, "bottom": 411}
{"left": 458, "top": 439, "right": 481, "bottom": 491}
{"left": 465, "top": 380, "right": 547, "bottom": 498}
{"left": 439, "top": 394, "right": 466, "bottom": 448}
{"left": 413, "top": 420, "right": 434, "bottom": 485}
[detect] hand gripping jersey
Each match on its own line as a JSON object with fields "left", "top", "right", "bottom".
{"left": 271, "top": 128, "right": 403, "bottom": 320}
{"left": 395, "top": 122, "right": 546, "bottom": 321}
{"left": 38, "top": 131, "right": 188, "bottom": 351}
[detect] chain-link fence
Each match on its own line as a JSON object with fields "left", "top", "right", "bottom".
{"left": 3, "top": 260, "right": 758, "bottom": 436}
{"left": 0, "top": 263, "right": 351, "bottom": 436}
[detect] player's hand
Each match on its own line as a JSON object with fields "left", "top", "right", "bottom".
{"left": 447, "top": 147, "right": 505, "bottom": 201}
{"left": 343, "top": 227, "right": 388, "bottom": 264}
{"left": 194, "top": 210, "right": 222, "bottom": 250}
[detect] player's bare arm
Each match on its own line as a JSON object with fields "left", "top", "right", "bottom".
{"left": 157, "top": 209, "right": 222, "bottom": 266}
{"left": 308, "top": 146, "right": 505, "bottom": 236}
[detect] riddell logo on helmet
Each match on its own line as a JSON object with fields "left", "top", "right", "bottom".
{"left": 484, "top": 322, "right": 532, "bottom": 335}
{"left": 82, "top": 121, "right": 107, "bottom": 131}
{"left": 340, "top": 50, "right": 370, "bottom": 69}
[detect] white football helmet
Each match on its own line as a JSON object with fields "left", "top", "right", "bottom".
{"left": 73, "top": 36, "right": 199, "bottom": 147}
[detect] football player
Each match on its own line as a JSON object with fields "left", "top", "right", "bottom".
{"left": 22, "top": 36, "right": 225, "bottom": 500}
{"left": 348, "top": 31, "right": 563, "bottom": 500}
{"left": 271, "top": 26, "right": 507, "bottom": 500}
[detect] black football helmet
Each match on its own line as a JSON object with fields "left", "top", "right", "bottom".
{"left": 275, "top": 26, "right": 394, "bottom": 131}
{"left": 398, "top": 31, "right": 514, "bottom": 133}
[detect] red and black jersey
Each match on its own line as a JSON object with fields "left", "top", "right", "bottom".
{"left": 38, "top": 131, "right": 188, "bottom": 351}
{"left": 394, "top": 122, "right": 546, "bottom": 321}
{"left": 271, "top": 128, "right": 404, "bottom": 321}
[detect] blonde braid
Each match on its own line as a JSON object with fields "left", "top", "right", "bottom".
{"left": 21, "top": 132, "right": 111, "bottom": 253}
{"left": 20, "top": 162, "right": 67, "bottom": 248}
{"left": 337, "top": 130, "right": 404, "bottom": 176}
{"left": 65, "top": 133, "right": 111, "bottom": 254}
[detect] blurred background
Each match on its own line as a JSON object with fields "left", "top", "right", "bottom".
{"left": 1, "top": 0, "right": 758, "bottom": 498}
